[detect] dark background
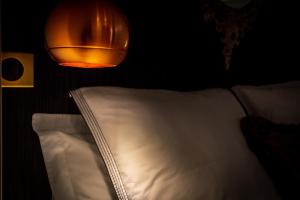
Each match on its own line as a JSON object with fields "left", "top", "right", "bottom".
{"left": 1, "top": 0, "right": 299, "bottom": 199}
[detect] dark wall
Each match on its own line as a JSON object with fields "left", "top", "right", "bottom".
{"left": 1, "top": 0, "right": 299, "bottom": 199}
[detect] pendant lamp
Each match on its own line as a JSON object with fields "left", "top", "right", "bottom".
{"left": 45, "top": 0, "right": 129, "bottom": 68}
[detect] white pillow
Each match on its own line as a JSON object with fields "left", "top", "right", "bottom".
{"left": 70, "top": 87, "right": 279, "bottom": 200}
{"left": 232, "top": 81, "right": 300, "bottom": 124}
{"left": 32, "top": 114, "right": 116, "bottom": 200}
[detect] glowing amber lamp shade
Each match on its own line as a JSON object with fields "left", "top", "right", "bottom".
{"left": 45, "top": 0, "right": 129, "bottom": 68}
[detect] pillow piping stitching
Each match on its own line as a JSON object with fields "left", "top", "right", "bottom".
{"left": 70, "top": 89, "right": 129, "bottom": 200}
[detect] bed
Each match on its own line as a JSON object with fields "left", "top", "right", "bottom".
{"left": 32, "top": 82, "right": 300, "bottom": 200}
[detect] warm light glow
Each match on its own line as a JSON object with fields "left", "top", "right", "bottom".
{"left": 45, "top": 0, "right": 129, "bottom": 68}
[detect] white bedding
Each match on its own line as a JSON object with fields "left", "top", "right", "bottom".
{"left": 233, "top": 83, "right": 300, "bottom": 124}
{"left": 69, "top": 87, "right": 279, "bottom": 200}
{"left": 33, "top": 86, "right": 283, "bottom": 200}
{"left": 32, "top": 114, "right": 116, "bottom": 200}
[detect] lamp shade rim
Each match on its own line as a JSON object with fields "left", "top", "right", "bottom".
{"left": 58, "top": 62, "right": 117, "bottom": 68}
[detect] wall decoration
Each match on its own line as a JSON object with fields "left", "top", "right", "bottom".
{"left": 1, "top": 52, "right": 34, "bottom": 88}
{"left": 201, "top": 0, "right": 264, "bottom": 70}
